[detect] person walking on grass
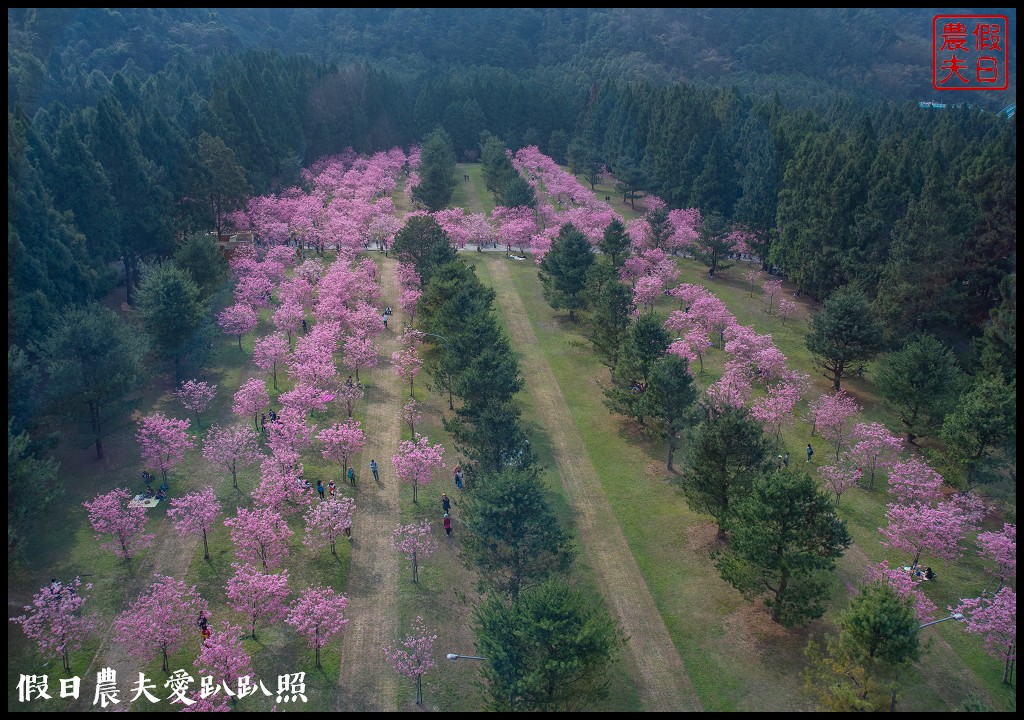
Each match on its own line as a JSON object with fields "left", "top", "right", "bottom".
{"left": 347, "top": 466, "right": 356, "bottom": 486}
{"left": 328, "top": 479, "right": 336, "bottom": 499}
{"left": 370, "top": 459, "right": 379, "bottom": 483}
{"left": 316, "top": 480, "right": 325, "bottom": 500}
{"left": 806, "top": 443, "right": 814, "bottom": 463}
{"left": 454, "top": 465, "right": 463, "bottom": 491}
{"left": 441, "top": 493, "right": 451, "bottom": 515}
{"left": 443, "top": 512, "right": 452, "bottom": 537}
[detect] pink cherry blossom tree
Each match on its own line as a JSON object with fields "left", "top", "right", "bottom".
{"left": 83, "top": 488, "right": 155, "bottom": 560}
{"left": 218, "top": 303, "right": 259, "bottom": 350}
{"left": 253, "top": 333, "right": 291, "bottom": 390}
{"left": 267, "top": 407, "right": 316, "bottom": 471}
{"left": 977, "top": 524, "right": 1016, "bottom": 591}
{"left": 778, "top": 297, "right": 796, "bottom": 324}
{"left": 746, "top": 268, "right": 763, "bottom": 297}
{"left": 391, "top": 521, "right": 436, "bottom": 584}
{"left": 810, "top": 390, "right": 861, "bottom": 460}
{"left": 337, "top": 382, "right": 365, "bottom": 418}
{"left": 273, "top": 302, "right": 305, "bottom": 350}
{"left": 252, "top": 458, "right": 312, "bottom": 516}
{"left": 886, "top": 458, "right": 944, "bottom": 505}
{"left": 392, "top": 345, "right": 422, "bottom": 398}
{"left": 384, "top": 616, "right": 437, "bottom": 706}
{"left": 304, "top": 497, "right": 356, "bottom": 556}
{"left": 392, "top": 434, "right": 446, "bottom": 504}
{"left": 400, "top": 287, "right": 422, "bottom": 325}
{"left": 137, "top": 413, "right": 194, "bottom": 483}
{"left": 847, "top": 422, "right": 903, "bottom": 490}
{"left": 234, "top": 273, "right": 273, "bottom": 310}
{"left": 401, "top": 399, "right": 422, "bottom": 440}
{"left": 225, "top": 563, "right": 290, "bottom": 639}
{"left": 175, "top": 380, "right": 218, "bottom": 427}
{"left": 343, "top": 334, "right": 378, "bottom": 383}
{"left": 202, "top": 424, "right": 262, "bottom": 489}
{"left": 233, "top": 378, "right": 269, "bottom": 430}
{"left": 864, "top": 561, "right": 937, "bottom": 622}
{"left": 279, "top": 382, "right": 331, "bottom": 416}
{"left": 194, "top": 620, "right": 254, "bottom": 698}
{"left": 953, "top": 588, "right": 1017, "bottom": 684}
{"left": 319, "top": 418, "right": 366, "bottom": 487}
{"left": 113, "top": 575, "right": 209, "bottom": 672}
{"left": 286, "top": 585, "right": 349, "bottom": 668}
{"left": 224, "top": 507, "right": 293, "bottom": 572}
{"left": 9, "top": 577, "right": 98, "bottom": 672}
{"left": 880, "top": 492, "right": 984, "bottom": 570}
{"left": 633, "top": 275, "right": 664, "bottom": 315}
{"left": 818, "top": 463, "right": 860, "bottom": 506}
{"left": 167, "top": 487, "right": 222, "bottom": 560}
{"left": 750, "top": 379, "right": 805, "bottom": 441}
{"left": 761, "top": 278, "right": 782, "bottom": 314}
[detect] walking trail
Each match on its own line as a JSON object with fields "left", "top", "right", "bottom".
{"left": 336, "top": 258, "right": 402, "bottom": 711}
{"left": 486, "top": 258, "right": 702, "bottom": 711}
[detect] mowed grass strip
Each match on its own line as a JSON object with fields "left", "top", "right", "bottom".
{"left": 489, "top": 254, "right": 1011, "bottom": 711}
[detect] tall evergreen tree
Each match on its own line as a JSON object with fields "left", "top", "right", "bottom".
{"left": 197, "top": 131, "right": 252, "bottom": 237}
{"left": 392, "top": 215, "right": 457, "bottom": 286}
{"left": 475, "top": 579, "right": 623, "bottom": 712}
{"left": 173, "top": 233, "right": 229, "bottom": 298}
{"left": 804, "top": 583, "right": 920, "bottom": 711}
{"left": 413, "top": 127, "right": 457, "bottom": 211}
{"left": 39, "top": 303, "right": 149, "bottom": 460}
{"left": 716, "top": 469, "right": 852, "bottom": 627}
{"left": 940, "top": 376, "right": 1016, "bottom": 489}
{"left": 679, "top": 406, "right": 773, "bottom": 539}
{"left": 461, "top": 469, "right": 574, "bottom": 598}
{"left": 806, "top": 288, "right": 885, "bottom": 392}
{"left": 873, "top": 335, "right": 964, "bottom": 443}
{"left": 538, "top": 223, "right": 594, "bottom": 321}
{"left": 587, "top": 267, "right": 633, "bottom": 370}
{"left": 136, "top": 263, "right": 209, "bottom": 382}
{"left": 690, "top": 211, "right": 735, "bottom": 278}
{"left": 598, "top": 218, "right": 630, "bottom": 269}
{"left": 643, "top": 354, "right": 698, "bottom": 470}
{"left": 604, "top": 313, "right": 671, "bottom": 423}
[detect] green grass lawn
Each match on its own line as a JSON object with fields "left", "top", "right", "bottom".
{"left": 483, "top": 253, "right": 1013, "bottom": 711}
{"left": 9, "top": 162, "right": 1012, "bottom": 713}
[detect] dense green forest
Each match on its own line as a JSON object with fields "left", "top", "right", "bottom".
{"left": 8, "top": 7, "right": 1015, "bottom": 419}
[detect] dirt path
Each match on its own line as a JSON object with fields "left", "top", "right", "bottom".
{"left": 486, "top": 258, "right": 702, "bottom": 711}
{"left": 336, "top": 258, "right": 402, "bottom": 711}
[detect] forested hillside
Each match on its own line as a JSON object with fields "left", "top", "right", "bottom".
{"left": 8, "top": 6, "right": 1015, "bottom": 446}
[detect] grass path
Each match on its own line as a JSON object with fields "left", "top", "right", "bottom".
{"left": 336, "top": 259, "right": 402, "bottom": 711}
{"left": 486, "top": 257, "right": 702, "bottom": 711}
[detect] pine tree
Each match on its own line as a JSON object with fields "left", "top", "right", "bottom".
{"left": 413, "top": 127, "right": 457, "bottom": 211}
{"left": 717, "top": 469, "right": 851, "bottom": 626}
{"left": 538, "top": 223, "right": 594, "bottom": 321}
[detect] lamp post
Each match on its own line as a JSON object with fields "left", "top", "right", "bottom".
{"left": 421, "top": 332, "right": 454, "bottom": 409}
{"left": 916, "top": 612, "right": 964, "bottom": 630}
{"left": 446, "top": 653, "right": 487, "bottom": 661}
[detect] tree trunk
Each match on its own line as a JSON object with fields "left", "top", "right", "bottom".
{"left": 202, "top": 528, "right": 210, "bottom": 560}
{"left": 162, "top": 646, "right": 169, "bottom": 673}
{"left": 413, "top": 481, "right": 418, "bottom": 504}
{"left": 412, "top": 549, "right": 419, "bottom": 584}
{"left": 416, "top": 674, "right": 423, "bottom": 705}
{"left": 1004, "top": 645, "right": 1015, "bottom": 684}
{"left": 237, "top": 334, "right": 243, "bottom": 350}
{"left": 95, "top": 437, "right": 104, "bottom": 461}
{"left": 667, "top": 442, "right": 675, "bottom": 471}
{"left": 62, "top": 647, "right": 70, "bottom": 673}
